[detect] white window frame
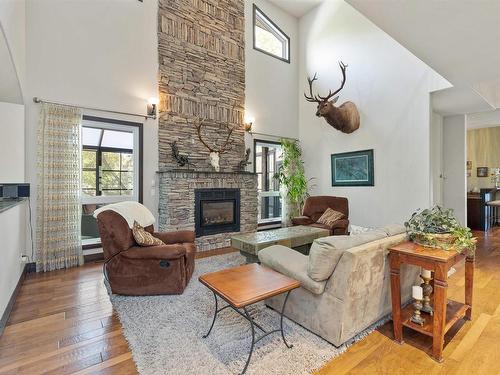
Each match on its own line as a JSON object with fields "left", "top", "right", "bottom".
{"left": 253, "top": 4, "right": 290, "bottom": 63}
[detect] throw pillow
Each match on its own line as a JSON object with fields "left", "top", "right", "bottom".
{"left": 132, "top": 221, "right": 165, "bottom": 247}
{"left": 316, "top": 208, "right": 344, "bottom": 226}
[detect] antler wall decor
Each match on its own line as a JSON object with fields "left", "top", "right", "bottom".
{"left": 304, "top": 61, "right": 360, "bottom": 134}
{"left": 195, "top": 119, "right": 236, "bottom": 172}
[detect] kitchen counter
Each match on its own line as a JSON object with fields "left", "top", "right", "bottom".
{"left": 0, "top": 198, "right": 27, "bottom": 214}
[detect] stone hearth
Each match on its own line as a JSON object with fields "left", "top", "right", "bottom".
{"left": 158, "top": 170, "right": 257, "bottom": 251}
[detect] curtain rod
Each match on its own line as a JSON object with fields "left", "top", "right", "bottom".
{"left": 32, "top": 97, "right": 156, "bottom": 120}
{"left": 249, "top": 131, "right": 299, "bottom": 141}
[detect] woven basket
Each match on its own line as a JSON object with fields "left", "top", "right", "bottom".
{"left": 413, "top": 232, "right": 457, "bottom": 249}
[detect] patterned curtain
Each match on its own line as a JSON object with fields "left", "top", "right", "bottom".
{"left": 37, "top": 103, "right": 83, "bottom": 272}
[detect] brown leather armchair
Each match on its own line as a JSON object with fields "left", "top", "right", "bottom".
{"left": 96, "top": 210, "right": 195, "bottom": 296}
{"left": 292, "top": 196, "right": 349, "bottom": 235}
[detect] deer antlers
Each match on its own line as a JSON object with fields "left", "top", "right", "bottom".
{"left": 195, "top": 119, "right": 235, "bottom": 154}
{"left": 304, "top": 61, "right": 348, "bottom": 103}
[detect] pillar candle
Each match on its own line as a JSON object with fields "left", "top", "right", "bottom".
{"left": 421, "top": 269, "right": 432, "bottom": 278}
{"left": 412, "top": 285, "right": 423, "bottom": 300}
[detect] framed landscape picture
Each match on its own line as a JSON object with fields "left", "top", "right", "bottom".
{"left": 331, "top": 149, "right": 374, "bottom": 186}
{"left": 477, "top": 167, "right": 489, "bottom": 177}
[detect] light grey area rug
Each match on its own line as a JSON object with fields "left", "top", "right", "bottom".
{"left": 109, "top": 253, "right": 387, "bottom": 375}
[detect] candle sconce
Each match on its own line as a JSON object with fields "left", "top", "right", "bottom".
{"left": 243, "top": 114, "right": 254, "bottom": 132}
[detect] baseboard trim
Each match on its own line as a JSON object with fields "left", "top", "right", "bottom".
{"left": 0, "top": 263, "right": 28, "bottom": 337}
{"left": 84, "top": 252, "right": 104, "bottom": 263}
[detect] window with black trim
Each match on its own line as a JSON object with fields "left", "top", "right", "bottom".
{"left": 81, "top": 116, "right": 143, "bottom": 248}
{"left": 253, "top": 4, "right": 290, "bottom": 63}
{"left": 254, "top": 140, "right": 283, "bottom": 224}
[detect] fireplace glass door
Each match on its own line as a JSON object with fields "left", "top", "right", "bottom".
{"left": 195, "top": 188, "right": 240, "bottom": 237}
{"left": 201, "top": 201, "right": 235, "bottom": 226}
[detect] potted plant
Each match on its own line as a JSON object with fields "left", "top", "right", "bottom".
{"left": 275, "top": 139, "right": 312, "bottom": 224}
{"left": 404, "top": 206, "right": 476, "bottom": 254}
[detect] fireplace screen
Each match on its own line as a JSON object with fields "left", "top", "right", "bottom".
{"left": 201, "top": 201, "right": 234, "bottom": 226}
{"left": 195, "top": 188, "right": 240, "bottom": 237}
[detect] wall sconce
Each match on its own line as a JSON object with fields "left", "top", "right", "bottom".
{"left": 147, "top": 97, "right": 159, "bottom": 118}
{"left": 244, "top": 114, "right": 254, "bottom": 132}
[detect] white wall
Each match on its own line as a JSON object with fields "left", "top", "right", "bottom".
{"left": 244, "top": 0, "right": 299, "bottom": 160}
{"left": 25, "top": 0, "right": 159, "bottom": 245}
{"left": 298, "top": 0, "right": 448, "bottom": 227}
{"left": 0, "top": 102, "right": 25, "bottom": 182}
{"left": 430, "top": 111, "right": 444, "bottom": 206}
{"left": 443, "top": 114, "right": 467, "bottom": 225}
{"left": 0, "top": 0, "right": 26, "bottom": 98}
{"left": 25, "top": 0, "right": 299, "bottom": 229}
{"left": 0, "top": 202, "right": 27, "bottom": 321}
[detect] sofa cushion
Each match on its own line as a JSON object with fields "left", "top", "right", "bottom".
{"left": 316, "top": 208, "right": 344, "bottom": 226}
{"left": 307, "top": 229, "right": 388, "bottom": 282}
{"left": 258, "top": 245, "right": 326, "bottom": 295}
{"left": 132, "top": 221, "right": 165, "bottom": 247}
{"left": 379, "top": 224, "right": 406, "bottom": 237}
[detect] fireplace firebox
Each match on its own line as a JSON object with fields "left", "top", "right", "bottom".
{"left": 194, "top": 188, "right": 240, "bottom": 237}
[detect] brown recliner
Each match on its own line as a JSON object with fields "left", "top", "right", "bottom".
{"left": 292, "top": 196, "right": 349, "bottom": 235}
{"left": 96, "top": 210, "right": 195, "bottom": 296}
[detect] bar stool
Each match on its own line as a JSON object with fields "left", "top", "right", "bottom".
{"left": 486, "top": 200, "right": 500, "bottom": 227}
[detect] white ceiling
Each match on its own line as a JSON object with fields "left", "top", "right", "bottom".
{"left": 267, "top": 0, "right": 323, "bottom": 18}
{"left": 467, "top": 109, "right": 500, "bottom": 129}
{"left": 347, "top": 0, "right": 500, "bottom": 116}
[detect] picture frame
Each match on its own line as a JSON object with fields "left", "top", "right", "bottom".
{"left": 331, "top": 149, "right": 374, "bottom": 186}
{"left": 477, "top": 167, "right": 489, "bottom": 177}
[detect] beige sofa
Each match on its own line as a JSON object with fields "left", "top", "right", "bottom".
{"left": 258, "top": 224, "right": 420, "bottom": 347}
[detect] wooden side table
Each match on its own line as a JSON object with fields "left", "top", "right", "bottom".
{"left": 388, "top": 241, "right": 474, "bottom": 362}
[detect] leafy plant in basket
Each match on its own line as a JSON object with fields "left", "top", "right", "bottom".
{"left": 404, "top": 206, "right": 476, "bottom": 254}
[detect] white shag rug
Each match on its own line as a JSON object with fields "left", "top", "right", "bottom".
{"left": 109, "top": 253, "right": 387, "bottom": 375}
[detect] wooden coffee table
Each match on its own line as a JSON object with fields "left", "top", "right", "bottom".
{"left": 231, "top": 225, "right": 330, "bottom": 263}
{"left": 199, "top": 263, "right": 300, "bottom": 374}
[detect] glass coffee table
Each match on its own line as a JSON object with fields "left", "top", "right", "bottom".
{"left": 231, "top": 225, "right": 330, "bottom": 263}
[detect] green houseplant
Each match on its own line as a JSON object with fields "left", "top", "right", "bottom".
{"left": 404, "top": 206, "right": 476, "bottom": 254}
{"left": 275, "top": 139, "right": 311, "bottom": 222}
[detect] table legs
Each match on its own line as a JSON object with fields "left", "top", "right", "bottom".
{"left": 432, "top": 267, "right": 448, "bottom": 363}
{"left": 465, "top": 256, "right": 474, "bottom": 320}
{"left": 202, "top": 290, "right": 293, "bottom": 374}
{"left": 280, "top": 291, "right": 293, "bottom": 349}
{"left": 240, "top": 307, "right": 255, "bottom": 375}
{"left": 389, "top": 254, "right": 403, "bottom": 344}
{"left": 203, "top": 291, "right": 220, "bottom": 338}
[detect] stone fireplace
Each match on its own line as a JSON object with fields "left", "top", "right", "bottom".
{"left": 158, "top": 171, "right": 257, "bottom": 251}
{"left": 195, "top": 188, "right": 240, "bottom": 237}
{"left": 157, "top": 0, "right": 255, "bottom": 251}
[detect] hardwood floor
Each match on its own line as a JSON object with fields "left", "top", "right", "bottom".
{"left": 0, "top": 231, "right": 498, "bottom": 374}
{"left": 317, "top": 227, "right": 500, "bottom": 375}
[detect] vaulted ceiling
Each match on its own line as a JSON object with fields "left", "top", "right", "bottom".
{"left": 267, "top": 0, "right": 323, "bottom": 18}
{"left": 347, "top": 0, "right": 500, "bottom": 116}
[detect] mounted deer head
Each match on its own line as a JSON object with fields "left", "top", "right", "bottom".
{"left": 304, "top": 61, "right": 360, "bottom": 134}
{"left": 195, "top": 119, "right": 235, "bottom": 172}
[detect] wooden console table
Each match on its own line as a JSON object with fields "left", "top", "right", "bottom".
{"left": 388, "top": 241, "right": 474, "bottom": 362}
